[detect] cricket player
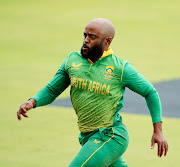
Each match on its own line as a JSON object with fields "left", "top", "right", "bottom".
{"left": 17, "top": 18, "right": 168, "bottom": 167}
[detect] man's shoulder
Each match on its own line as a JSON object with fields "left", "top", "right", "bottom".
{"left": 65, "top": 51, "right": 82, "bottom": 64}
{"left": 65, "top": 51, "right": 84, "bottom": 69}
{"left": 69, "top": 51, "right": 81, "bottom": 58}
{"left": 110, "top": 54, "right": 127, "bottom": 66}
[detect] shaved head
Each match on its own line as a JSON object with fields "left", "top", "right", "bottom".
{"left": 81, "top": 18, "right": 115, "bottom": 62}
{"left": 86, "top": 18, "right": 115, "bottom": 39}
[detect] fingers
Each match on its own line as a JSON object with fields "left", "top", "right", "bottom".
{"left": 164, "top": 142, "right": 168, "bottom": 156}
{"left": 157, "top": 141, "right": 168, "bottom": 157}
{"left": 160, "top": 142, "right": 164, "bottom": 157}
{"left": 17, "top": 110, "right": 21, "bottom": 120}
{"left": 158, "top": 142, "right": 161, "bottom": 157}
{"left": 17, "top": 109, "right": 29, "bottom": 120}
{"left": 151, "top": 138, "right": 155, "bottom": 149}
{"left": 151, "top": 131, "right": 168, "bottom": 157}
{"left": 22, "top": 112, "right": 29, "bottom": 118}
{"left": 17, "top": 102, "right": 31, "bottom": 121}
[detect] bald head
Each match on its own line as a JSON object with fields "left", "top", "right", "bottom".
{"left": 86, "top": 18, "right": 115, "bottom": 39}
{"left": 81, "top": 18, "right": 115, "bottom": 62}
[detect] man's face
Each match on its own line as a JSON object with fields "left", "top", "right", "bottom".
{"left": 81, "top": 25, "right": 105, "bottom": 59}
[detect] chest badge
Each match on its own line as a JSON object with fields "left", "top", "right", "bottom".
{"left": 103, "top": 66, "right": 114, "bottom": 80}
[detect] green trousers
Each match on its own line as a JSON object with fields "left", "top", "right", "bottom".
{"left": 69, "top": 122, "right": 129, "bottom": 167}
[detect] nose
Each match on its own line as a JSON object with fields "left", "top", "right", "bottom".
{"left": 84, "top": 36, "right": 89, "bottom": 44}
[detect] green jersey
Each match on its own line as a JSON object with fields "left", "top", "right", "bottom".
{"left": 32, "top": 48, "right": 162, "bottom": 132}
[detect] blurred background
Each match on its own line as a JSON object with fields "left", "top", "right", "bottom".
{"left": 0, "top": 0, "right": 179, "bottom": 166}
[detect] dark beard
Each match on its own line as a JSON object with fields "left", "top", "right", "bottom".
{"left": 80, "top": 41, "right": 104, "bottom": 60}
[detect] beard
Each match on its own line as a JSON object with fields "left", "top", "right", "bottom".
{"left": 80, "top": 40, "right": 104, "bottom": 60}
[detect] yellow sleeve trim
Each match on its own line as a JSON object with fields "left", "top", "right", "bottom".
{"left": 121, "top": 61, "right": 127, "bottom": 82}
{"left": 81, "top": 127, "right": 114, "bottom": 167}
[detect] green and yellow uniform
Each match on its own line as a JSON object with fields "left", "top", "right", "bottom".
{"left": 32, "top": 48, "right": 162, "bottom": 167}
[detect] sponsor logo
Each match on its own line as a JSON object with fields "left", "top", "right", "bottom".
{"left": 103, "top": 66, "right": 114, "bottom": 79}
{"left": 93, "top": 139, "right": 101, "bottom": 144}
{"left": 72, "top": 62, "right": 82, "bottom": 69}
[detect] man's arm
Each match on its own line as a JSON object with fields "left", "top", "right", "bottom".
{"left": 121, "top": 62, "right": 168, "bottom": 157}
{"left": 17, "top": 57, "right": 70, "bottom": 120}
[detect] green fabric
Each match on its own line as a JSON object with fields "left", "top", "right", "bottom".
{"left": 65, "top": 51, "right": 126, "bottom": 132}
{"left": 69, "top": 122, "right": 129, "bottom": 167}
{"left": 109, "top": 156, "right": 128, "bottom": 167}
{"left": 32, "top": 51, "right": 162, "bottom": 132}
{"left": 31, "top": 51, "right": 163, "bottom": 167}
{"left": 121, "top": 62, "right": 162, "bottom": 124}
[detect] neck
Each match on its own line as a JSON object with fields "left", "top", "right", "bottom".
{"left": 89, "top": 54, "right": 102, "bottom": 63}
{"left": 89, "top": 48, "right": 107, "bottom": 63}
{"left": 88, "top": 47, "right": 113, "bottom": 64}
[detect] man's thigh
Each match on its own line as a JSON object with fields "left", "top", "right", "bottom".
{"left": 69, "top": 128, "right": 128, "bottom": 167}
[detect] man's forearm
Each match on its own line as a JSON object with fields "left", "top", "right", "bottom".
{"left": 145, "top": 90, "right": 162, "bottom": 124}
{"left": 31, "top": 85, "right": 57, "bottom": 107}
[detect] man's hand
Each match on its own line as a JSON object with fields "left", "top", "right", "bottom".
{"left": 17, "top": 98, "right": 36, "bottom": 120}
{"left": 151, "top": 122, "right": 168, "bottom": 157}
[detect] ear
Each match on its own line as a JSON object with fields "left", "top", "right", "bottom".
{"left": 106, "top": 37, "right": 112, "bottom": 46}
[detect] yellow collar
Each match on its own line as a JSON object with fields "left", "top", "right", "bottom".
{"left": 88, "top": 48, "right": 113, "bottom": 64}
{"left": 101, "top": 48, "right": 113, "bottom": 58}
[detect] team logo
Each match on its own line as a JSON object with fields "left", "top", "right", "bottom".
{"left": 103, "top": 66, "right": 114, "bottom": 79}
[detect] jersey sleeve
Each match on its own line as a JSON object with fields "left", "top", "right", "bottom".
{"left": 121, "top": 62, "right": 162, "bottom": 124}
{"left": 31, "top": 57, "right": 70, "bottom": 107}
